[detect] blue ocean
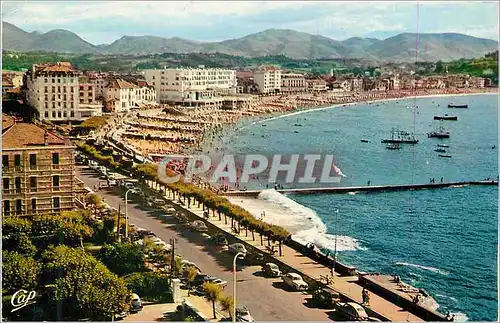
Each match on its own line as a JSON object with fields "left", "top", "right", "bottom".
{"left": 216, "top": 94, "right": 498, "bottom": 321}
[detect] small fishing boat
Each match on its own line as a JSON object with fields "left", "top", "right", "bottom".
{"left": 434, "top": 114, "right": 458, "bottom": 121}
{"left": 434, "top": 148, "right": 446, "bottom": 153}
{"left": 428, "top": 121, "right": 450, "bottom": 138}
{"left": 386, "top": 142, "right": 401, "bottom": 150}
{"left": 294, "top": 130, "right": 299, "bottom": 133}
{"left": 294, "top": 124, "right": 302, "bottom": 127}
{"left": 438, "top": 154, "right": 452, "bottom": 158}
{"left": 448, "top": 103, "right": 468, "bottom": 108}
{"left": 437, "top": 144, "right": 449, "bottom": 148}
{"left": 361, "top": 139, "right": 369, "bottom": 143}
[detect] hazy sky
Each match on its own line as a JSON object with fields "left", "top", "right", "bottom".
{"left": 2, "top": 1, "right": 499, "bottom": 44}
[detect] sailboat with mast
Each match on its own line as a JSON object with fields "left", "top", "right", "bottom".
{"left": 427, "top": 120, "right": 450, "bottom": 138}
{"left": 381, "top": 127, "right": 419, "bottom": 144}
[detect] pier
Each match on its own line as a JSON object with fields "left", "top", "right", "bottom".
{"left": 223, "top": 180, "right": 498, "bottom": 197}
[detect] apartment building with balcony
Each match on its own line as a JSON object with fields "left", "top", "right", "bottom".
{"left": 254, "top": 66, "right": 281, "bottom": 94}
{"left": 281, "top": 73, "right": 307, "bottom": 93}
{"left": 24, "top": 62, "right": 103, "bottom": 122}
{"left": 2, "top": 114, "right": 76, "bottom": 216}
{"left": 141, "top": 67, "right": 237, "bottom": 104}
{"left": 104, "top": 78, "right": 157, "bottom": 112}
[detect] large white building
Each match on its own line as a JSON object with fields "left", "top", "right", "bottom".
{"left": 141, "top": 67, "right": 237, "bottom": 104}
{"left": 24, "top": 62, "right": 102, "bottom": 121}
{"left": 254, "top": 66, "right": 282, "bottom": 94}
{"left": 281, "top": 73, "right": 306, "bottom": 93}
{"left": 104, "top": 79, "right": 156, "bottom": 113}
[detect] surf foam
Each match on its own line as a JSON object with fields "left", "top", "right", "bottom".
{"left": 227, "top": 189, "right": 364, "bottom": 252}
{"left": 395, "top": 262, "right": 450, "bottom": 275}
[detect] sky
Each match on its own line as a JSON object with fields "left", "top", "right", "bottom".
{"left": 2, "top": 1, "right": 499, "bottom": 45}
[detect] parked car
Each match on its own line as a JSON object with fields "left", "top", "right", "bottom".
{"left": 311, "top": 288, "right": 337, "bottom": 309}
{"left": 164, "top": 207, "right": 177, "bottom": 214}
{"left": 210, "top": 234, "right": 228, "bottom": 246}
{"left": 334, "top": 302, "right": 369, "bottom": 321}
{"left": 261, "top": 263, "right": 282, "bottom": 277}
{"left": 114, "top": 312, "right": 127, "bottom": 320}
{"left": 130, "top": 293, "right": 143, "bottom": 313}
{"left": 236, "top": 307, "right": 255, "bottom": 322}
{"left": 181, "top": 260, "right": 201, "bottom": 273}
{"left": 205, "top": 276, "right": 228, "bottom": 289}
{"left": 190, "top": 220, "right": 208, "bottom": 232}
{"left": 282, "top": 273, "right": 308, "bottom": 291}
{"left": 228, "top": 243, "right": 247, "bottom": 255}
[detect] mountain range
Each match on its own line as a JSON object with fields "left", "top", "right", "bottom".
{"left": 2, "top": 21, "right": 498, "bottom": 62}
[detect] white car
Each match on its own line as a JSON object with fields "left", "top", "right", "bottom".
{"left": 228, "top": 243, "right": 247, "bottom": 255}
{"left": 190, "top": 220, "right": 208, "bottom": 232}
{"left": 236, "top": 307, "right": 255, "bottom": 322}
{"left": 282, "top": 273, "right": 308, "bottom": 291}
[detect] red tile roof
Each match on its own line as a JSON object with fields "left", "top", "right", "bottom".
{"left": 106, "top": 78, "right": 139, "bottom": 89}
{"left": 2, "top": 114, "right": 15, "bottom": 132}
{"left": 35, "top": 62, "right": 77, "bottom": 73}
{"left": 2, "top": 119, "right": 66, "bottom": 148}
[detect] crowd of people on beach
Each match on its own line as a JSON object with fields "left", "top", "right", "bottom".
{"left": 113, "top": 87, "right": 494, "bottom": 192}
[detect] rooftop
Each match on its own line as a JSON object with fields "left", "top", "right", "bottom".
{"left": 2, "top": 115, "right": 67, "bottom": 148}
{"left": 106, "top": 78, "right": 139, "bottom": 89}
{"left": 35, "top": 61, "right": 78, "bottom": 74}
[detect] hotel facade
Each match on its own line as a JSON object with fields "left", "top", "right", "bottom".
{"left": 141, "top": 67, "right": 237, "bottom": 104}
{"left": 24, "top": 62, "right": 103, "bottom": 122}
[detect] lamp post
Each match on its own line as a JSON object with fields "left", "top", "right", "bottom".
{"left": 124, "top": 188, "right": 137, "bottom": 239}
{"left": 232, "top": 252, "right": 245, "bottom": 322}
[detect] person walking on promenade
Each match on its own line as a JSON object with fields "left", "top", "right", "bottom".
{"left": 362, "top": 288, "right": 370, "bottom": 305}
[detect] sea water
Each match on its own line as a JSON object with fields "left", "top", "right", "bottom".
{"left": 220, "top": 94, "right": 498, "bottom": 321}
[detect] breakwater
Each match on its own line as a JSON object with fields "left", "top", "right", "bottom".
{"left": 222, "top": 180, "right": 498, "bottom": 197}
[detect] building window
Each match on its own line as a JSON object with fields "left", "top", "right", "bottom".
{"left": 30, "top": 177, "right": 37, "bottom": 192}
{"left": 70, "top": 111, "right": 75, "bottom": 117}
{"left": 53, "top": 197, "right": 60, "bottom": 211}
{"left": 2, "top": 155, "right": 9, "bottom": 169}
{"left": 53, "top": 175, "right": 60, "bottom": 190}
{"left": 15, "top": 177, "right": 21, "bottom": 193}
{"left": 3, "top": 178, "right": 10, "bottom": 193}
{"left": 45, "top": 111, "right": 49, "bottom": 118}
{"left": 16, "top": 200, "right": 22, "bottom": 215}
{"left": 29, "top": 153, "right": 36, "bottom": 170}
{"left": 52, "top": 111, "right": 56, "bottom": 118}
{"left": 3, "top": 200, "right": 10, "bottom": 216}
{"left": 52, "top": 152, "right": 60, "bottom": 166}
{"left": 63, "top": 111, "right": 67, "bottom": 118}
{"left": 14, "top": 154, "right": 21, "bottom": 170}
{"left": 58, "top": 111, "right": 62, "bottom": 118}
{"left": 31, "top": 198, "right": 37, "bottom": 213}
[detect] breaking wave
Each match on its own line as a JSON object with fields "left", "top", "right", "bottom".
{"left": 228, "top": 189, "right": 365, "bottom": 252}
{"left": 395, "top": 262, "right": 450, "bottom": 275}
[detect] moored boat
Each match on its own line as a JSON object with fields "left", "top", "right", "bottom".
{"left": 428, "top": 121, "right": 450, "bottom": 138}
{"left": 438, "top": 154, "right": 452, "bottom": 158}
{"left": 381, "top": 128, "right": 418, "bottom": 144}
{"left": 386, "top": 142, "right": 401, "bottom": 150}
{"left": 434, "top": 114, "right": 458, "bottom": 121}
{"left": 437, "top": 144, "right": 449, "bottom": 148}
{"left": 434, "top": 148, "right": 446, "bottom": 153}
{"left": 448, "top": 103, "right": 468, "bottom": 108}
{"left": 361, "top": 139, "right": 369, "bottom": 143}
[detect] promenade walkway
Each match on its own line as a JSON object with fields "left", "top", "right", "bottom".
{"left": 148, "top": 182, "right": 426, "bottom": 322}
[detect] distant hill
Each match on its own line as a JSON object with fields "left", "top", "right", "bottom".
{"left": 2, "top": 22, "right": 498, "bottom": 62}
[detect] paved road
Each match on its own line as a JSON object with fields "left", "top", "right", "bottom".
{"left": 77, "top": 166, "right": 331, "bottom": 321}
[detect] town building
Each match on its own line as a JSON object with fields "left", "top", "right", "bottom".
{"left": 306, "top": 78, "right": 328, "bottom": 92}
{"left": 2, "top": 114, "right": 76, "bottom": 216}
{"left": 281, "top": 73, "right": 307, "bottom": 93}
{"left": 23, "top": 62, "right": 103, "bottom": 122}
{"left": 254, "top": 66, "right": 281, "bottom": 94}
{"left": 141, "top": 67, "right": 237, "bottom": 105}
{"left": 104, "top": 78, "right": 157, "bottom": 112}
